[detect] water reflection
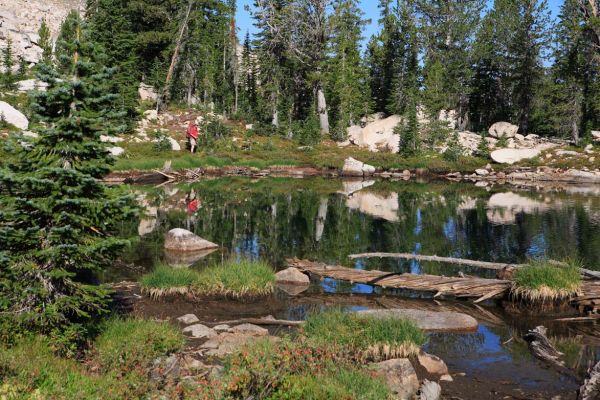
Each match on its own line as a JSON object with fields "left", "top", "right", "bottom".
{"left": 122, "top": 178, "right": 600, "bottom": 278}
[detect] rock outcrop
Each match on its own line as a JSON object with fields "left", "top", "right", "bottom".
{"left": 343, "top": 115, "right": 402, "bottom": 153}
{"left": 0, "top": 101, "right": 28, "bottom": 130}
{"left": 164, "top": 228, "right": 219, "bottom": 252}
{"left": 0, "top": 0, "right": 85, "bottom": 64}
{"left": 489, "top": 122, "right": 519, "bottom": 139}
{"left": 139, "top": 83, "right": 158, "bottom": 102}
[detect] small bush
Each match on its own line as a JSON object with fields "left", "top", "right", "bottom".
{"left": 153, "top": 130, "right": 172, "bottom": 152}
{"left": 512, "top": 260, "right": 582, "bottom": 302}
{"left": 476, "top": 131, "right": 491, "bottom": 158}
{"left": 443, "top": 131, "right": 464, "bottom": 161}
{"left": 94, "top": 318, "right": 184, "bottom": 373}
{"left": 303, "top": 309, "right": 424, "bottom": 361}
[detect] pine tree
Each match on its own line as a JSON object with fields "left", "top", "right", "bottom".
{"left": 55, "top": 10, "right": 82, "bottom": 74}
{"left": 327, "top": 0, "right": 370, "bottom": 140}
{"left": 2, "top": 37, "right": 15, "bottom": 89}
{"left": 38, "top": 18, "right": 53, "bottom": 64}
{"left": 0, "top": 14, "right": 137, "bottom": 344}
{"left": 240, "top": 31, "right": 258, "bottom": 118}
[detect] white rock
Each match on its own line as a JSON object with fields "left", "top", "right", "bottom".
{"left": 488, "top": 122, "right": 518, "bottom": 139}
{"left": 341, "top": 157, "right": 376, "bottom": 176}
{"left": 108, "top": 146, "right": 125, "bottom": 157}
{"left": 417, "top": 352, "right": 449, "bottom": 375}
{"left": 164, "top": 228, "right": 219, "bottom": 252}
{"left": 556, "top": 150, "right": 579, "bottom": 157}
{"left": 100, "top": 135, "right": 124, "bottom": 143}
{"left": 585, "top": 144, "right": 594, "bottom": 154}
{"left": 514, "top": 133, "right": 525, "bottom": 142}
{"left": 475, "top": 169, "right": 489, "bottom": 176}
{"left": 16, "top": 79, "right": 47, "bottom": 92}
{"left": 346, "top": 115, "right": 402, "bottom": 153}
{"left": 491, "top": 148, "right": 542, "bottom": 164}
{"left": 143, "top": 109, "right": 158, "bottom": 121}
{"left": 139, "top": 83, "right": 158, "bottom": 102}
{"left": 168, "top": 137, "right": 181, "bottom": 151}
{"left": 182, "top": 324, "right": 217, "bottom": 339}
{"left": 245, "top": 124, "right": 253, "bottom": 130}
{"left": 420, "top": 380, "right": 442, "bottom": 400}
{"left": 213, "top": 324, "right": 230, "bottom": 332}
{"left": 0, "top": 101, "right": 28, "bottom": 130}
{"left": 592, "top": 131, "right": 600, "bottom": 142}
{"left": 177, "top": 314, "right": 200, "bottom": 324}
{"left": 22, "top": 130, "right": 38, "bottom": 138}
{"left": 525, "top": 134, "right": 540, "bottom": 141}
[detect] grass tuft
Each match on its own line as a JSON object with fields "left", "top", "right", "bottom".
{"left": 140, "top": 258, "right": 276, "bottom": 299}
{"left": 303, "top": 309, "right": 424, "bottom": 361}
{"left": 512, "top": 260, "right": 582, "bottom": 302}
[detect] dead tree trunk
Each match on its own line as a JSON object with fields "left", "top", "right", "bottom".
{"left": 158, "top": 0, "right": 194, "bottom": 112}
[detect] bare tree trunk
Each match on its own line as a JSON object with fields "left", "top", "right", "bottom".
{"left": 271, "top": 89, "right": 279, "bottom": 127}
{"left": 316, "top": 83, "right": 329, "bottom": 134}
{"left": 159, "top": 0, "right": 194, "bottom": 112}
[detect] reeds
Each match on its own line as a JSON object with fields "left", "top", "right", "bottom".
{"left": 511, "top": 260, "right": 582, "bottom": 302}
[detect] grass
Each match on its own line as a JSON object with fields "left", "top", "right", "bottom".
{"left": 140, "top": 258, "right": 276, "bottom": 299}
{"left": 512, "top": 260, "right": 583, "bottom": 302}
{"left": 112, "top": 136, "right": 488, "bottom": 174}
{"left": 303, "top": 309, "right": 425, "bottom": 361}
{"left": 0, "top": 318, "right": 184, "bottom": 400}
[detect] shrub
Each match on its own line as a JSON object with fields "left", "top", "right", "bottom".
{"left": 140, "top": 264, "right": 197, "bottom": 298}
{"left": 94, "top": 318, "right": 184, "bottom": 373}
{"left": 512, "top": 260, "right": 582, "bottom": 302}
{"left": 153, "top": 130, "right": 172, "bottom": 152}
{"left": 476, "top": 131, "right": 491, "bottom": 158}
{"left": 443, "top": 131, "right": 464, "bottom": 161}
{"left": 303, "top": 309, "right": 424, "bottom": 361}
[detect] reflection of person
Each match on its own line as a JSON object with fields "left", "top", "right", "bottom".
{"left": 185, "top": 189, "right": 199, "bottom": 230}
{"left": 186, "top": 121, "right": 199, "bottom": 153}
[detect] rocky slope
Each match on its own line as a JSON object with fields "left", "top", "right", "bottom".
{"left": 0, "top": 0, "right": 85, "bottom": 64}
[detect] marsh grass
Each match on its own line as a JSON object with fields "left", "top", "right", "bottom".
{"left": 140, "top": 259, "right": 275, "bottom": 299}
{"left": 303, "top": 309, "right": 424, "bottom": 361}
{"left": 512, "top": 260, "right": 582, "bottom": 302}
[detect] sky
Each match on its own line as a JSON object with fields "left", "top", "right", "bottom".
{"left": 235, "top": 0, "right": 564, "bottom": 44}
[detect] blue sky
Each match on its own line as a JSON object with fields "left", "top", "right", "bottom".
{"left": 236, "top": 0, "right": 563, "bottom": 43}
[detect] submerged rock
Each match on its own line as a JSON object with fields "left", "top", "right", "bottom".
{"left": 177, "top": 314, "right": 200, "bottom": 325}
{"left": 275, "top": 267, "right": 310, "bottom": 285}
{"left": 370, "top": 358, "right": 419, "bottom": 400}
{"left": 356, "top": 309, "right": 478, "bottom": 332}
{"left": 164, "top": 228, "right": 219, "bottom": 252}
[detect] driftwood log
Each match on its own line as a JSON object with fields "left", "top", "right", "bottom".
{"left": 523, "top": 326, "right": 580, "bottom": 381}
{"left": 579, "top": 361, "right": 600, "bottom": 400}
{"left": 349, "top": 253, "right": 600, "bottom": 280}
{"left": 203, "top": 317, "right": 304, "bottom": 327}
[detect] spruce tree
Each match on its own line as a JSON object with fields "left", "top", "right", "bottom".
{"left": 2, "top": 37, "right": 15, "bottom": 89}
{"left": 38, "top": 18, "right": 53, "bottom": 65}
{"left": 0, "top": 14, "right": 137, "bottom": 344}
{"left": 327, "top": 0, "right": 370, "bottom": 140}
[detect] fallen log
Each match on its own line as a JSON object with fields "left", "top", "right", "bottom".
{"left": 203, "top": 317, "right": 304, "bottom": 327}
{"left": 523, "top": 326, "right": 578, "bottom": 380}
{"left": 349, "top": 252, "right": 600, "bottom": 280}
{"left": 579, "top": 361, "right": 600, "bottom": 400}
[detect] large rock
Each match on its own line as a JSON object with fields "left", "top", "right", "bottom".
{"left": 164, "top": 248, "right": 219, "bottom": 268}
{"left": 164, "top": 228, "right": 219, "bottom": 252}
{"left": 370, "top": 358, "right": 419, "bottom": 400}
{"left": 417, "top": 351, "right": 449, "bottom": 375}
{"left": 139, "top": 83, "right": 158, "bottom": 102}
{"left": 16, "top": 79, "right": 47, "bottom": 92}
{"left": 182, "top": 323, "right": 217, "bottom": 339}
{"left": 177, "top": 314, "right": 200, "bottom": 324}
{"left": 356, "top": 309, "right": 478, "bottom": 332}
{"left": 0, "top": 101, "right": 28, "bottom": 130}
{"left": 168, "top": 137, "right": 181, "bottom": 151}
{"left": 420, "top": 380, "right": 442, "bottom": 400}
{"left": 488, "top": 122, "right": 518, "bottom": 139}
{"left": 344, "top": 115, "right": 402, "bottom": 153}
{"left": 592, "top": 131, "right": 600, "bottom": 142}
{"left": 490, "top": 147, "right": 542, "bottom": 164}
{"left": 275, "top": 267, "right": 310, "bottom": 285}
{"left": 341, "top": 157, "right": 376, "bottom": 177}
{"left": 0, "top": 0, "right": 85, "bottom": 64}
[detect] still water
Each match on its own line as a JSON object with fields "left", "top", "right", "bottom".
{"left": 117, "top": 177, "right": 600, "bottom": 398}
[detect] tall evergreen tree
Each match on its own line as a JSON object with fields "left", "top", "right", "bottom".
{"left": 327, "top": 0, "right": 370, "bottom": 140}
{"left": 0, "top": 14, "right": 137, "bottom": 342}
{"left": 38, "top": 18, "right": 53, "bottom": 65}
{"left": 2, "top": 37, "right": 15, "bottom": 89}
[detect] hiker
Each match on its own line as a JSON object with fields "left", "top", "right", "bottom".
{"left": 186, "top": 120, "right": 199, "bottom": 153}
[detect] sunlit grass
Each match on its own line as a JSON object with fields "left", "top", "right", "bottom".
{"left": 303, "top": 309, "right": 424, "bottom": 361}
{"left": 140, "top": 259, "right": 275, "bottom": 299}
{"left": 512, "top": 260, "right": 582, "bottom": 302}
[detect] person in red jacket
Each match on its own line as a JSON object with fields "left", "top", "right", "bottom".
{"left": 186, "top": 120, "right": 199, "bottom": 153}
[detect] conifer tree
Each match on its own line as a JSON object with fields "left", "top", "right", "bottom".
{"left": 0, "top": 14, "right": 137, "bottom": 342}
{"left": 2, "top": 37, "right": 15, "bottom": 89}
{"left": 327, "top": 0, "right": 370, "bottom": 140}
{"left": 38, "top": 18, "right": 53, "bottom": 65}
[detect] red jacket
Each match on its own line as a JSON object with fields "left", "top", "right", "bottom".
{"left": 187, "top": 122, "right": 199, "bottom": 139}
